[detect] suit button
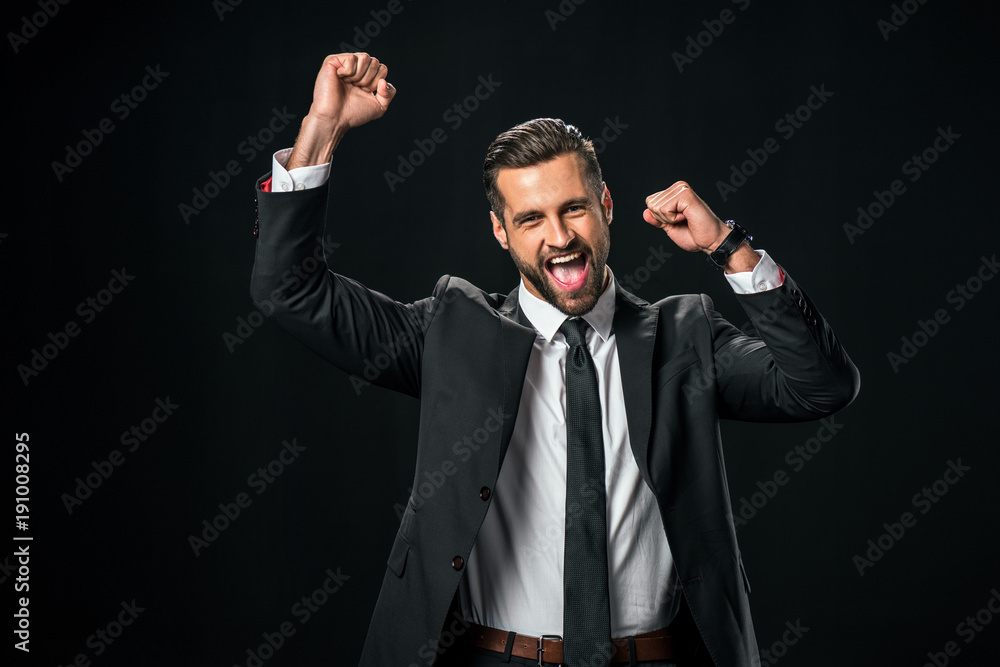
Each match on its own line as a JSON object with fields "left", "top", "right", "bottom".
{"left": 797, "top": 297, "right": 806, "bottom": 310}
{"left": 790, "top": 288, "right": 800, "bottom": 297}
{"left": 452, "top": 556, "right": 465, "bottom": 571}
{"left": 808, "top": 316, "right": 818, "bottom": 326}
{"left": 480, "top": 486, "right": 491, "bottom": 501}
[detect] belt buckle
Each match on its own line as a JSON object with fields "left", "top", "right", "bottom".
{"left": 536, "top": 634, "right": 562, "bottom": 666}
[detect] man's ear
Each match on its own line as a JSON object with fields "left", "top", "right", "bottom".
{"left": 602, "top": 182, "right": 613, "bottom": 226}
{"left": 491, "top": 211, "right": 509, "bottom": 249}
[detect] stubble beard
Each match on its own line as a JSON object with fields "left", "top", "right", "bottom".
{"left": 509, "top": 224, "right": 611, "bottom": 317}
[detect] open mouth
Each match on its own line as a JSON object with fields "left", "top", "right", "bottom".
{"left": 545, "top": 251, "right": 589, "bottom": 292}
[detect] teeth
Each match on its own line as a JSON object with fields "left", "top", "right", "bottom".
{"left": 549, "top": 252, "right": 582, "bottom": 264}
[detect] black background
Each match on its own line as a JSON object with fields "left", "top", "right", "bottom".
{"left": 6, "top": 0, "right": 1000, "bottom": 665}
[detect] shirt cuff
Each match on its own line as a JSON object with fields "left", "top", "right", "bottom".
{"left": 724, "top": 249, "right": 784, "bottom": 294}
{"left": 269, "top": 147, "right": 332, "bottom": 192}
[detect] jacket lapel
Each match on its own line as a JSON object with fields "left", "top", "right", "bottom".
{"left": 612, "top": 279, "right": 659, "bottom": 484}
{"left": 497, "top": 286, "right": 537, "bottom": 469}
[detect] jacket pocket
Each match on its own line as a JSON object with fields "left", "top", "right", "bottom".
{"left": 387, "top": 532, "right": 411, "bottom": 578}
{"left": 654, "top": 346, "right": 700, "bottom": 390}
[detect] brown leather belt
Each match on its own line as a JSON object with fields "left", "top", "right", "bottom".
{"left": 462, "top": 623, "right": 674, "bottom": 664}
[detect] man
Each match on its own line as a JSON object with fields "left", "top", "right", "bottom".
{"left": 250, "top": 53, "right": 860, "bottom": 667}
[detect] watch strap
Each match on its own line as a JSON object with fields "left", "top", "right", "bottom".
{"left": 707, "top": 220, "right": 752, "bottom": 269}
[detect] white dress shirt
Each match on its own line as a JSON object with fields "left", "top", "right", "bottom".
{"left": 271, "top": 150, "right": 784, "bottom": 636}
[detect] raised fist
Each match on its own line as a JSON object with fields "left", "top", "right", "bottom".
{"left": 309, "top": 52, "right": 395, "bottom": 130}
{"left": 643, "top": 181, "right": 729, "bottom": 254}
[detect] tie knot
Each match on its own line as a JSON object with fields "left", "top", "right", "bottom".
{"left": 559, "top": 318, "right": 589, "bottom": 348}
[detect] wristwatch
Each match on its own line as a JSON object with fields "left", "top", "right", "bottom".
{"left": 707, "top": 220, "right": 752, "bottom": 269}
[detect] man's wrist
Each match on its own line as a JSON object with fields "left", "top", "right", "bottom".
{"left": 287, "top": 114, "right": 347, "bottom": 170}
{"left": 704, "top": 220, "right": 758, "bottom": 272}
{"left": 721, "top": 241, "right": 760, "bottom": 274}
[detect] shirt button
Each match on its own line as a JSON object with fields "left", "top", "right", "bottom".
{"left": 480, "top": 486, "right": 491, "bottom": 501}
{"left": 451, "top": 556, "right": 464, "bottom": 571}
{"left": 281, "top": 182, "right": 290, "bottom": 191}
{"left": 295, "top": 183, "right": 305, "bottom": 190}
{"left": 756, "top": 281, "right": 767, "bottom": 291}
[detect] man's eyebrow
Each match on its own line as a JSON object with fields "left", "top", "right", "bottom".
{"left": 510, "top": 197, "right": 591, "bottom": 225}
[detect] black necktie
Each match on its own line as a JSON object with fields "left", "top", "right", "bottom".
{"left": 560, "top": 318, "right": 613, "bottom": 667}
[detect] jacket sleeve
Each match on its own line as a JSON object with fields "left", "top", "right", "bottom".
{"left": 708, "top": 268, "right": 861, "bottom": 421}
{"left": 249, "top": 174, "right": 443, "bottom": 398}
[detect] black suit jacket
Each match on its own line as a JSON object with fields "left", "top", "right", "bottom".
{"left": 250, "top": 175, "right": 860, "bottom": 667}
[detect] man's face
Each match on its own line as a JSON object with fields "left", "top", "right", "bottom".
{"left": 491, "top": 153, "right": 613, "bottom": 317}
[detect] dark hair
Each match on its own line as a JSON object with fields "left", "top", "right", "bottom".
{"left": 483, "top": 118, "right": 604, "bottom": 225}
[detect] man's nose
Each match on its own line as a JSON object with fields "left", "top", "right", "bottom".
{"left": 545, "top": 216, "right": 574, "bottom": 248}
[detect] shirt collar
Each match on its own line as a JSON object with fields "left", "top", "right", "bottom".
{"left": 517, "top": 266, "right": 617, "bottom": 343}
